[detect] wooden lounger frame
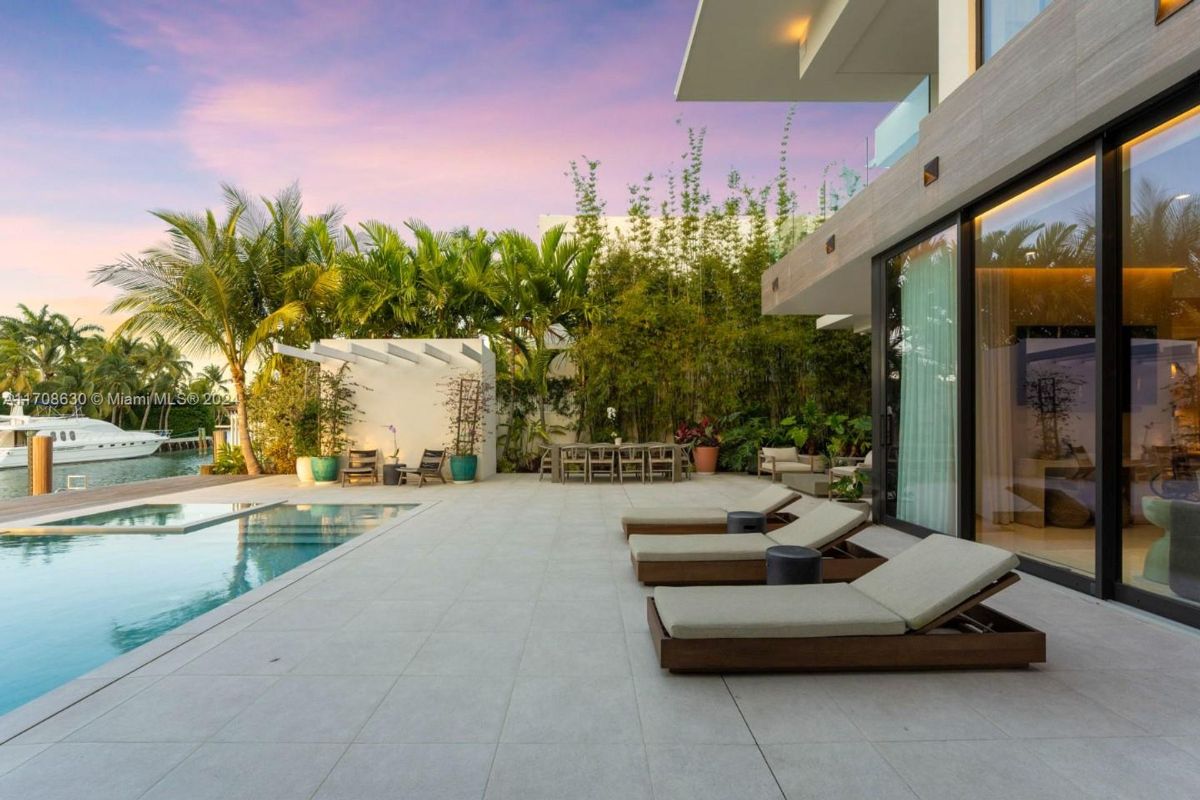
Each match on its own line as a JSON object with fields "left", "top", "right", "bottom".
{"left": 623, "top": 510, "right": 798, "bottom": 537}
{"left": 634, "top": 539, "right": 886, "bottom": 585}
{"left": 646, "top": 572, "right": 1047, "bottom": 673}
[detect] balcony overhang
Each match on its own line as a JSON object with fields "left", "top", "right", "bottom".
{"left": 675, "top": 0, "right": 937, "bottom": 102}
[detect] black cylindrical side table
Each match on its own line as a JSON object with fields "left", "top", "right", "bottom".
{"left": 383, "top": 463, "right": 405, "bottom": 486}
{"left": 765, "top": 545, "right": 823, "bottom": 585}
{"left": 727, "top": 511, "right": 767, "bottom": 533}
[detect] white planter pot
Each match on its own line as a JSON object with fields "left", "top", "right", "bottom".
{"left": 295, "top": 457, "right": 314, "bottom": 484}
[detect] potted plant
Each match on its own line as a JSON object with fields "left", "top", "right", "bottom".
{"left": 293, "top": 399, "right": 319, "bottom": 483}
{"left": 311, "top": 365, "right": 360, "bottom": 484}
{"left": 829, "top": 472, "right": 870, "bottom": 515}
{"left": 676, "top": 416, "right": 720, "bottom": 474}
{"left": 443, "top": 374, "right": 493, "bottom": 484}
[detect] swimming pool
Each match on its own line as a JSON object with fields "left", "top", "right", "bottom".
{"left": 0, "top": 503, "right": 413, "bottom": 717}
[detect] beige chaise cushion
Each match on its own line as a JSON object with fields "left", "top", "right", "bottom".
{"left": 621, "top": 485, "right": 799, "bottom": 527}
{"left": 629, "top": 533, "right": 772, "bottom": 562}
{"left": 761, "top": 447, "right": 799, "bottom": 464}
{"left": 851, "top": 534, "right": 1019, "bottom": 630}
{"left": 621, "top": 507, "right": 727, "bottom": 526}
{"left": 767, "top": 503, "right": 868, "bottom": 549}
{"left": 771, "top": 461, "right": 816, "bottom": 474}
{"left": 654, "top": 583, "right": 905, "bottom": 639}
{"left": 738, "top": 485, "right": 801, "bottom": 514}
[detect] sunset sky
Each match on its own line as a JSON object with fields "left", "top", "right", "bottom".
{"left": 0, "top": 0, "right": 887, "bottom": 329}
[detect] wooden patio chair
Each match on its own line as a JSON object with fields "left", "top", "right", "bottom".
{"left": 618, "top": 445, "right": 647, "bottom": 484}
{"left": 647, "top": 445, "right": 675, "bottom": 483}
{"left": 560, "top": 445, "right": 589, "bottom": 482}
{"left": 588, "top": 444, "right": 618, "bottom": 483}
{"left": 538, "top": 445, "right": 555, "bottom": 482}
{"left": 396, "top": 449, "right": 447, "bottom": 487}
{"left": 340, "top": 449, "right": 379, "bottom": 486}
{"left": 646, "top": 535, "right": 1045, "bottom": 673}
{"left": 678, "top": 442, "right": 696, "bottom": 480}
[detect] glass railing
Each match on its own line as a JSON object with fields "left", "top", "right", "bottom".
{"left": 870, "top": 75, "right": 931, "bottom": 170}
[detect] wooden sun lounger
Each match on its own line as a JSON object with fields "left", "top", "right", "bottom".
{"left": 622, "top": 510, "right": 799, "bottom": 537}
{"left": 646, "top": 572, "right": 1046, "bottom": 673}
{"left": 633, "top": 529, "right": 886, "bottom": 586}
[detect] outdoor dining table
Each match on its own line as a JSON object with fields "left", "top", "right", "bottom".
{"left": 545, "top": 442, "right": 684, "bottom": 483}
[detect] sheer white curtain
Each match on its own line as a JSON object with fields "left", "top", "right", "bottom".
{"left": 896, "top": 237, "right": 958, "bottom": 533}
{"left": 976, "top": 270, "right": 1015, "bottom": 526}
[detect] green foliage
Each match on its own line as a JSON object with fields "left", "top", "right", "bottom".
{"left": 569, "top": 125, "right": 871, "bottom": 442}
{"left": 247, "top": 361, "right": 320, "bottom": 473}
{"left": 317, "top": 364, "right": 361, "bottom": 457}
{"left": 212, "top": 443, "right": 246, "bottom": 475}
{"left": 830, "top": 471, "right": 866, "bottom": 502}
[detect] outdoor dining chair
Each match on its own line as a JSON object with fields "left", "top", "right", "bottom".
{"left": 678, "top": 442, "right": 696, "bottom": 480}
{"left": 588, "top": 444, "right": 618, "bottom": 483}
{"left": 537, "top": 445, "right": 555, "bottom": 482}
{"left": 618, "top": 444, "right": 647, "bottom": 483}
{"left": 647, "top": 444, "right": 676, "bottom": 483}
{"left": 560, "top": 445, "right": 590, "bottom": 482}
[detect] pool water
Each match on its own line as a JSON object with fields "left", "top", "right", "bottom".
{"left": 12, "top": 502, "right": 271, "bottom": 534}
{"left": 0, "top": 503, "right": 413, "bottom": 716}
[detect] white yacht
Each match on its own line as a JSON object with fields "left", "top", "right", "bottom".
{"left": 0, "top": 404, "right": 166, "bottom": 469}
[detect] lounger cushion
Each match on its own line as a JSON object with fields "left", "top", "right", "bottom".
{"left": 851, "top": 534, "right": 1019, "bottom": 630}
{"left": 767, "top": 503, "right": 867, "bottom": 549}
{"left": 770, "top": 462, "right": 816, "bottom": 474}
{"left": 740, "top": 485, "right": 801, "bottom": 515}
{"left": 621, "top": 486, "right": 798, "bottom": 528}
{"left": 622, "top": 507, "right": 727, "bottom": 527}
{"left": 654, "top": 583, "right": 905, "bottom": 639}
{"left": 762, "top": 447, "right": 799, "bottom": 463}
{"left": 629, "top": 533, "right": 772, "bottom": 562}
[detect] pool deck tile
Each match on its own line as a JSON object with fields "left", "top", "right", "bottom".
{"left": 2, "top": 474, "right": 1200, "bottom": 799}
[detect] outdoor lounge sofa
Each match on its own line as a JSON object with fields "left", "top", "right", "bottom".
{"left": 646, "top": 534, "right": 1045, "bottom": 672}
{"left": 628, "top": 502, "right": 884, "bottom": 585}
{"left": 620, "top": 484, "right": 801, "bottom": 536}
{"left": 758, "top": 447, "right": 827, "bottom": 483}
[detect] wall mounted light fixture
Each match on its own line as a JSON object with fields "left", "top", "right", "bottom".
{"left": 1156, "top": 0, "right": 1194, "bottom": 24}
{"left": 924, "top": 157, "right": 940, "bottom": 186}
{"left": 825, "top": 235, "right": 836, "bottom": 254}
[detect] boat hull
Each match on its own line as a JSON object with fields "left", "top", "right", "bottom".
{"left": 0, "top": 440, "right": 164, "bottom": 469}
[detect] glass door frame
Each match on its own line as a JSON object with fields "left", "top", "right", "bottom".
{"left": 870, "top": 72, "right": 1200, "bottom": 627}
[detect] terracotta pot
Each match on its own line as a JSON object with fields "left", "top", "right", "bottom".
{"left": 694, "top": 445, "right": 719, "bottom": 474}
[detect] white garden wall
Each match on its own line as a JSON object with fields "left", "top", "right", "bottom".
{"left": 304, "top": 337, "right": 497, "bottom": 480}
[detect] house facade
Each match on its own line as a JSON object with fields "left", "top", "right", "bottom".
{"left": 678, "top": 0, "right": 1200, "bottom": 625}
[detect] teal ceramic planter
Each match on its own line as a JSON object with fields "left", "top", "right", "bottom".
{"left": 449, "top": 454, "right": 478, "bottom": 483}
{"left": 310, "top": 456, "right": 340, "bottom": 483}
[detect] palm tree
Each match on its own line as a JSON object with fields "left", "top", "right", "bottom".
{"left": 93, "top": 189, "right": 303, "bottom": 474}
{"left": 139, "top": 333, "right": 192, "bottom": 430}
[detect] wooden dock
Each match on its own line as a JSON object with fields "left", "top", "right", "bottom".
{"left": 0, "top": 474, "right": 261, "bottom": 524}
{"left": 159, "top": 436, "right": 213, "bottom": 452}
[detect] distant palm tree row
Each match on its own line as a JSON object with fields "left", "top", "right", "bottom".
{"left": 93, "top": 185, "right": 594, "bottom": 474}
{"left": 0, "top": 303, "right": 228, "bottom": 431}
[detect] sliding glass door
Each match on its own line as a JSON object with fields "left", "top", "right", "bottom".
{"left": 973, "top": 158, "right": 1098, "bottom": 575}
{"left": 882, "top": 226, "right": 958, "bottom": 534}
{"left": 1120, "top": 101, "right": 1200, "bottom": 606}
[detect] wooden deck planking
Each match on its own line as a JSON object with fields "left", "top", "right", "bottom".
{"left": 0, "top": 474, "right": 261, "bottom": 524}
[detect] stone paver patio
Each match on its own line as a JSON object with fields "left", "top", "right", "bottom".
{"left": 3, "top": 473, "right": 1200, "bottom": 799}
